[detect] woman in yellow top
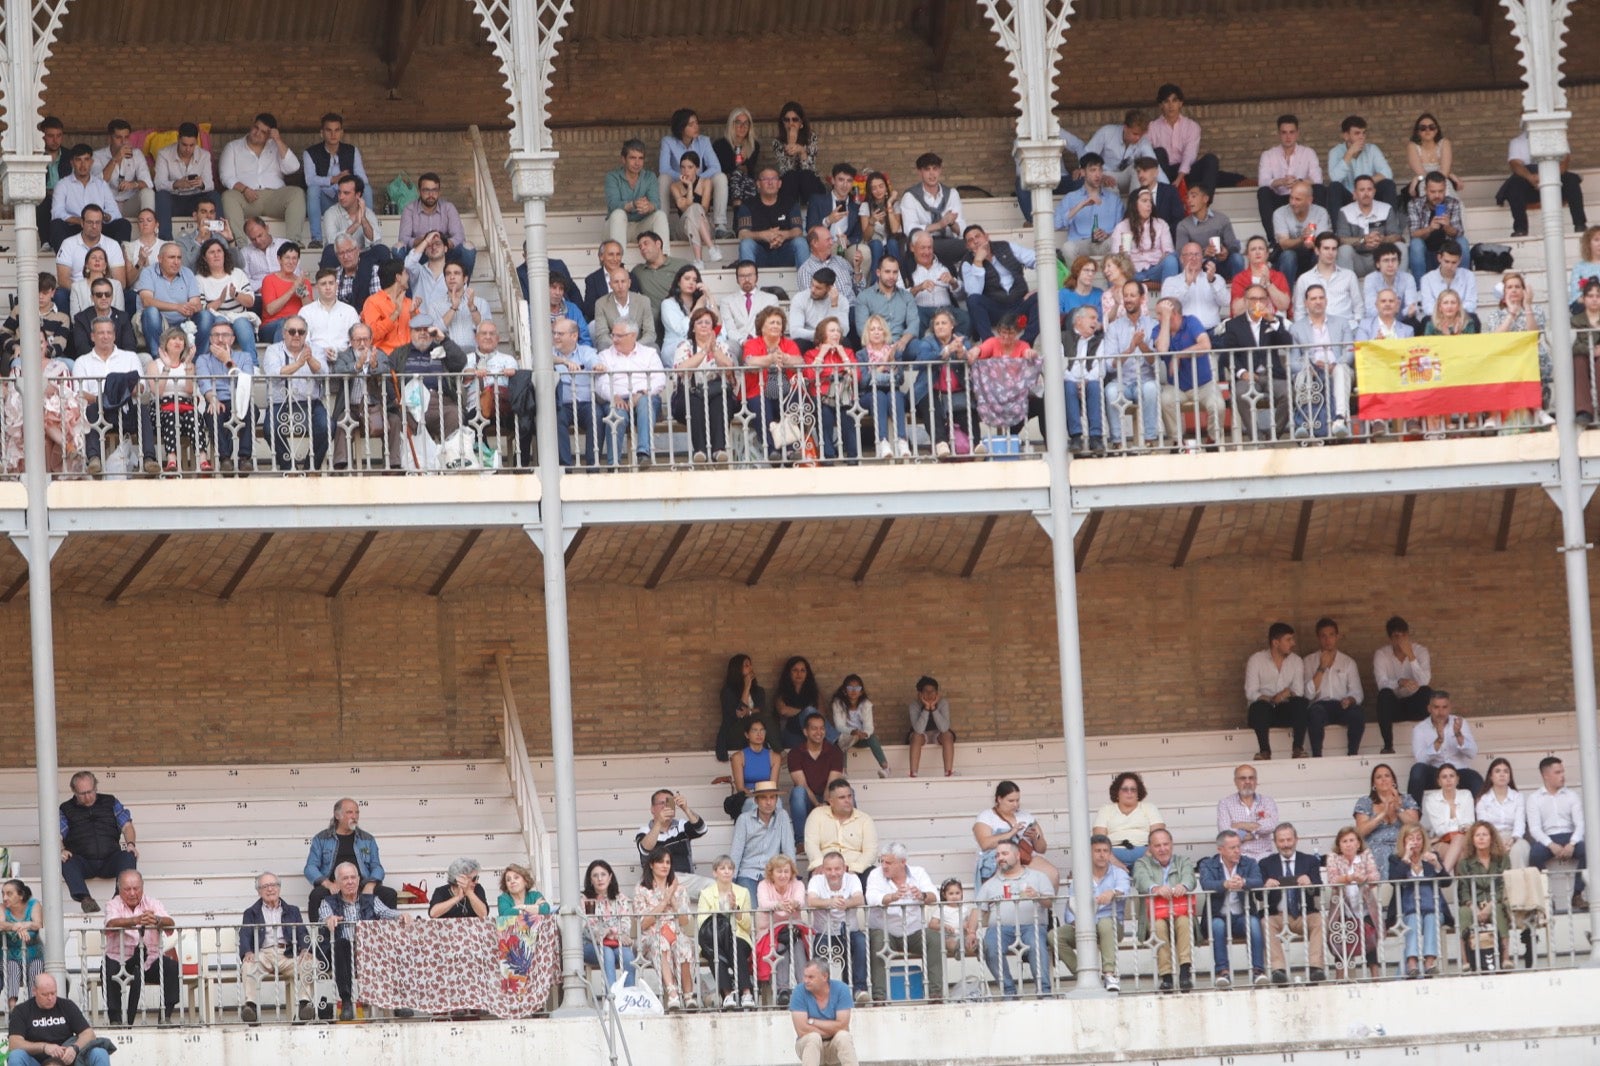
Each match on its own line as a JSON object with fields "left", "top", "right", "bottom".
{"left": 1093, "top": 771, "right": 1166, "bottom": 870}
{"left": 696, "top": 855, "right": 755, "bottom": 1009}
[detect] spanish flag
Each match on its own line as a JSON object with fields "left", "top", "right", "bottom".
{"left": 1356, "top": 332, "right": 1542, "bottom": 419}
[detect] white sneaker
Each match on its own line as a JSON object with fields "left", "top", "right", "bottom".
{"left": 722, "top": 992, "right": 738, "bottom": 1009}
{"left": 692, "top": 258, "right": 705, "bottom": 272}
{"left": 1482, "top": 415, "right": 1500, "bottom": 431}
{"left": 1103, "top": 974, "right": 1120, "bottom": 993}
{"left": 875, "top": 439, "right": 893, "bottom": 459}
{"left": 739, "top": 990, "right": 756, "bottom": 1009}
{"left": 1330, "top": 418, "right": 1351, "bottom": 439}
{"left": 713, "top": 449, "right": 730, "bottom": 463}
{"left": 894, "top": 438, "right": 911, "bottom": 459}
{"left": 708, "top": 244, "right": 724, "bottom": 263}
{"left": 934, "top": 441, "right": 952, "bottom": 458}
{"left": 877, "top": 765, "right": 890, "bottom": 778}
{"left": 692, "top": 450, "right": 708, "bottom": 463}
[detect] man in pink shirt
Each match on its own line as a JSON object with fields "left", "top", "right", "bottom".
{"left": 1257, "top": 115, "right": 1325, "bottom": 237}
{"left": 102, "top": 870, "right": 179, "bottom": 1026}
{"left": 1148, "top": 84, "right": 1244, "bottom": 194}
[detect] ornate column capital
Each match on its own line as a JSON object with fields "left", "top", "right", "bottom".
{"left": 1015, "top": 140, "right": 1064, "bottom": 190}
{"left": 1, "top": 154, "right": 47, "bottom": 207}
{"left": 506, "top": 152, "right": 559, "bottom": 203}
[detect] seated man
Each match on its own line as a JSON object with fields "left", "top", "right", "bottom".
{"left": 605, "top": 139, "right": 669, "bottom": 255}
{"left": 552, "top": 316, "right": 603, "bottom": 468}
{"left": 398, "top": 171, "right": 476, "bottom": 276}
{"left": 302, "top": 112, "right": 372, "bottom": 248}
{"left": 1303, "top": 616, "right": 1364, "bottom": 757}
{"left": 1154, "top": 296, "right": 1222, "bottom": 446}
{"left": 303, "top": 797, "right": 399, "bottom": 924}
{"left": 238, "top": 871, "right": 317, "bottom": 1023}
{"left": 1216, "top": 283, "right": 1292, "bottom": 443}
{"left": 1174, "top": 184, "right": 1244, "bottom": 280}
{"left": 1197, "top": 830, "right": 1266, "bottom": 988}
{"left": 789, "top": 267, "right": 850, "bottom": 349}
{"left": 864, "top": 842, "right": 943, "bottom": 1003}
{"left": 196, "top": 320, "right": 257, "bottom": 473}
{"left": 7, "top": 973, "right": 112, "bottom": 1066}
{"left": 239, "top": 216, "right": 289, "bottom": 293}
{"left": 1326, "top": 115, "right": 1397, "bottom": 214}
{"left": 332, "top": 235, "right": 383, "bottom": 313}
{"left": 852, "top": 258, "right": 918, "bottom": 362}
{"left": 634, "top": 788, "right": 708, "bottom": 898}
{"left": 789, "top": 716, "right": 847, "bottom": 847}
{"left": 959, "top": 225, "right": 1037, "bottom": 341}
{"left": 36, "top": 115, "right": 66, "bottom": 249}
{"left": 1015, "top": 124, "right": 1084, "bottom": 225}
{"left": 1271, "top": 180, "right": 1331, "bottom": 288}
{"left": 798, "top": 225, "right": 857, "bottom": 303}
{"left": 904, "top": 230, "right": 967, "bottom": 337}
{"left": 318, "top": 174, "right": 381, "bottom": 268}
{"left": 54, "top": 202, "right": 128, "bottom": 300}
{"left": 1374, "top": 614, "right": 1433, "bottom": 755}
{"left": 402, "top": 231, "right": 454, "bottom": 336}
{"left": 1083, "top": 109, "right": 1156, "bottom": 195}
{"left": 137, "top": 242, "right": 205, "bottom": 348}
{"left": 465, "top": 319, "right": 524, "bottom": 461}
{"left": 732, "top": 780, "right": 796, "bottom": 896}
{"left": 581, "top": 239, "right": 628, "bottom": 321}
{"left": 1334, "top": 174, "right": 1406, "bottom": 278}
{"left": 738, "top": 166, "right": 807, "bottom": 269}
{"left": 1160, "top": 242, "right": 1229, "bottom": 330}
{"left": 1527, "top": 756, "right": 1588, "bottom": 912}
{"left": 1258, "top": 822, "right": 1326, "bottom": 984}
{"left": 385, "top": 326, "right": 469, "bottom": 464}
{"left": 806, "top": 851, "right": 869, "bottom": 1004}
{"left": 1216, "top": 764, "right": 1279, "bottom": 863}
{"left": 1419, "top": 240, "right": 1479, "bottom": 323}
{"left": 1130, "top": 828, "right": 1196, "bottom": 992}
{"left": 318, "top": 862, "right": 403, "bottom": 1020}
{"left": 1358, "top": 286, "right": 1417, "bottom": 344}
{"left": 51, "top": 144, "right": 129, "bottom": 250}
{"left": 1054, "top": 153, "right": 1121, "bottom": 263}
{"left": 969, "top": 841, "right": 1053, "bottom": 1000}
{"left": 153, "top": 121, "right": 218, "bottom": 239}
{"left": 807, "top": 163, "right": 870, "bottom": 289}
{"left": 1257, "top": 114, "right": 1325, "bottom": 237}
{"left": 102, "top": 870, "right": 179, "bottom": 1026}
{"left": 1288, "top": 284, "right": 1356, "bottom": 439}
{"left": 804, "top": 779, "right": 878, "bottom": 880}
{"left": 1498, "top": 128, "right": 1586, "bottom": 238}
{"left": 76, "top": 319, "right": 158, "bottom": 476}
{"left": 59, "top": 771, "right": 137, "bottom": 914}
{"left": 1244, "top": 622, "right": 1309, "bottom": 760}
{"left": 92, "top": 119, "right": 154, "bottom": 224}
{"left": 1407, "top": 690, "right": 1482, "bottom": 801}
{"left": 174, "top": 200, "right": 235, "bottom": 270}
{"left": 1149, "top": 83, "right": 1239, "bottom": 190}
{"left": 71, "top": 276, "right": 136, "bottom": 357}
{"left": 718, "top": 260, "right": 779, "bottom": 348}
{"left": 1361, "top": 244, "right": 1422, "bottom": 325}
{"left": 898, "top": 153, "right": 968, "bottom": 268}
{"left": 220, "top": 114, "right": 305, "bottom": 244}
{"left": 907, "top": 675, "right": 957, "bottom": 778}
{"left": 593, "top": 318, "right": 666, "bottom": 465}
{"left": 790, "top": 960, "right": 859, "bottom": 1066}
{"left": 1407, "top": 172, "right": 1468, "bottom": 284}
{"left": 547, "top": 272, "right": 592, "bottom": 348}
{"left": 1050, "top": 833, "right": 1128, "bottom": 991}
{"left": 0, "top": 274, "right": 70, "bottom": 367}
{"left": 629, "top": 231, "right": 688, "bottom": 328}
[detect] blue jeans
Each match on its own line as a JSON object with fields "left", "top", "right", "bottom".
{"left": 1210, "top": 911, "right": 1265, "bottom": 976}
{"left": 221, "top": 317, "right": 257, "bottom": 359}
{"left": 268, "top": 399, "right": 330, "bottom": 470}
{"left": 1407, "top": 233, "right": 1470, "bottom": 285}
{"left": 866, "top": 372, "right": 906, "bottom": 443}
{"left": 307, "top": 182, "right": 375, "bottom": 242}
{"left": 1529, "top": 832, "right": 1588, "bottom": 896}
{"left": 10, "top": 1050, "right": 111, "bottom": 1066}
{"left": 1065, "top": 378, "right": 1103, "bottom": 438}
{"left": 1400, "top": 909, "right": 1440, "bottom": 963}
{"left": 982, "top": 922, "right": 1052, "bottom": 998}
{"left": 735, "top": 876, "right": 760, "bottom": 899}
{"left": 815, "top": 929, "right": 870, "bottom": 992}
{"left": 1214, "top": 252, "right": 1246, "bottom": 280}
{"left": 141, "top": 306, "right": 213, "bottom": 350}
{"left": 789, "top": 785, "right": 819, "bottom": 842}
{"left": 1106, "top": 377, "right": 1160, "bottom": 444}
{"left": 868, "top": 238, "right": 903, "bottom": 279}
{"left": 605, "top": 394, "right": 661, "bottom": 464}
{"left": 1134, "top": 254, "right": 1181, "bottom": 285}
{"left": 557, "top": 397, "right": 602, "bottom": 466}
{"left": 739, "top": 237, "right": 808, "bottom": 270}
{"left": 819, "top": 401, "right": 860, "bottom": 460}
{"left": 583, "top": 939, "right": 638, "bottom": 988}
{"left": 1112, "top": 844, "right": 1146, "bottom": 869}
{"left": 154, "top": 189, "right": 221, "bottom": 239}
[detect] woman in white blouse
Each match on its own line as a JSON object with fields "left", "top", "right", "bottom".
{"left": 1421, "top": 763, "right": 1475, "bottom": 872}
{"left": 1474, "top": 756, "right": 1529, "bottom": 868}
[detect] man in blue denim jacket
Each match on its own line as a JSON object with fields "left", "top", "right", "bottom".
{"left": 303, "top": 797, "right": 397, "bottom": 924}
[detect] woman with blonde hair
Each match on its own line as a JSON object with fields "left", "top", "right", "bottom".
{"left": 1483, "top": 270, "right": 1550, "bottom": 432}
{"left": 696, "top": 855, "right": 756, "bottom": 1009}
{"left": 1389, "top": 823, "right": 1445, "bottom": 978}
{"left": 713, "top": 107, "right": 761, "bottom": 222}
{"left": 756, "top": 853, "right": 810, "bottom": 1005}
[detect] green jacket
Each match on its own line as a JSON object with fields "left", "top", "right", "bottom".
{"left": 1130, "top": 852, "right": 1198, "bottom": 940}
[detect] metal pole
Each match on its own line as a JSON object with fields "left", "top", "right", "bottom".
{"left": 511, "top": 151, "right": 589, "bottom": 1007}
{"left": 2, "top": 141, "right": 66, "bottom": 979}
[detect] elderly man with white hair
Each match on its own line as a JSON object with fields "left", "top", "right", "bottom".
{"left": 864, "top": 841, "right": 943, "bottom": 1002}
{"left": 318, "top": 861, "right": 404, "bottom": 1021}
{"left": 238, "top": 870, "right": 317, "bottom": 1023}
{"left": 594, "top": 317, "right": 667, "bottom": 468}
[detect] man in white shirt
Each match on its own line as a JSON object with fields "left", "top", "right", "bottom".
{"left": 300, "top": 268, "right": 361, "bottom": 368}
{"left": 593, "top": 318, "right": 666, "bottom": 468}
{"left": 1216, "top": 764, "right": 1279, "bottom": 863}
{"left": 1303, "top": 617, "right": 1364, "bottom": 756}
{"left": 1083, "top": 109, "right": 1158, "bottom": 194}
{"left": 1527, "top": 756, "right": 1587, "bottom": 910}
{"left": 1334, "top": 175, "right": 1405, "bottom": 278}
{"left": 1244, "top": 622, "right": 1309, "bottom": 761}
{"left": 905, "top": 230, "right": 966, "bottom": 335}
{"left": 969, "top": 842, "right": 1054, "bottom": 999}
{"left": 898, "top": 152, "right": 966, "bottom": 269}
{"left": 864, "top": 842, "right": 943, "bottom": 1003}
{"left": 788, "top": 269, "right": 850, "bottom": 349}
{"left": 1418, "top": 242, "right": 1478, "bottom": 320}
{"left": 55, "top": 204, "right": 128, "bottom": 292}
{"left": 319, "top": 175, "right": 381, "bottom": 266}
{"left": 1292, "top": 233, "right": 1361, "bottom": 321}
{"left": 153, "top": 122, "right": 217, "bottom": 239}
{"left": 805, "top": 850, "right": 869, "bottom": 1005}
{"left": 1407, "top": 691, "right": 1482, "bottom": 801}
{"left": 261, "top": 314, "right": 331, "bottom": 471}
{"left": 92, "top": 119, "right": 154, "bottom": 223}
{"left": 1288, "top": 285, "right": 1356, "bottom": 439}
{"left": 239, "top": 217, "right": 289, "bottom": 293}
{"left": 1257, "top": 114, "right": 1324, "bottom": 237}
{"left": 1373, "top": 614, "right": 1432, "bottom": 754}
{"left": 52, "top": 144, "right": 130, "bottom": 250}
{"left": 1159, "top": 243, "right": 1228, "bottom": 329}
{"left": 718, "top": 260, "right": 778, "bottom": 349}
{"left": 220, "top": 113, "right": 305, "bottom": 245}
{"left": 77, "top": 318, "right": 158, "bottom": 475}
{"left": 1498, "top": 129, "right": 1586, "bottom": 238}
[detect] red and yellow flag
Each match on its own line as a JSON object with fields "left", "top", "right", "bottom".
{"left": 1356, "top": 332, "right": 1542, "bottom": 419}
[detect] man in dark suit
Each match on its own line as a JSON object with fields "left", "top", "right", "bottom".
{"left": 1258, "top": 822, "right": 1326, "bottom": 984}
{"left": 70, "top": 277, "right": 136, "bottom": 357}
{"left": 581, "top": 239, "right": 633, "bottom": 321}
{"left": 1214, "top": 284, "right": 1294, "bottom": 443}
{"left": 807, "top": 163, "right": 869, "bottom": 291}
{"left": 1196, "top": 830, "right": 1266, "bottom": 988}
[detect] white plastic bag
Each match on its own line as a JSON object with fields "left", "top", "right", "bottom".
{"left": 102, "top": 438, "right": 137, "bottom": 479}
{"left": 610, "top": 974, "right": 662, "bottom": 1016}
{"left": 438, "top": 428, "right": 481, "bottom": 470}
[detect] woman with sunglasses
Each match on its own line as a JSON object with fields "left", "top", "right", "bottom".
{"left": 1405, "top": 114, "right": 1460, "bottom": 201}
{"left": 772, "top": 101, "right": 824, "bottom": 212}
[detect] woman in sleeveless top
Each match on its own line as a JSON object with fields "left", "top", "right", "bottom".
{"left": 728, "top": 719, "right": 779, "bottom": 816}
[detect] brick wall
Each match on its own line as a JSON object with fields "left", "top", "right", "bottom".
{"left": 0, "top": 539, "right": 1584, "bottom": 766}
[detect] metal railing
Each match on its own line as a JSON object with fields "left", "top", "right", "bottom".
{"left": 495, "top": 650, "right": 554, "bottom": 897}
{"left": 8, "top": 330, "right": 1595, "bottom": 478}
{"left": 468, "top": 124, "right": 534, "bottom": 371}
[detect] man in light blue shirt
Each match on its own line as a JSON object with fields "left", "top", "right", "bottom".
{"left": 1055, "top": 154, "right": 1123, "bottom": 262}
{"left": 136, "top": 242, "right": 205, "bottom": 348}
{"left": 1051, "top": 834, "right": 1130, "bottom": 992}
{"left": 552, "top": 316, "right": 603, "bottom": 467}
{"left": 1084, "top": 110, "right": 1164, "bottom": 194}
{"left": 1326, "top": 115, "right": 1396, "bottom": 214}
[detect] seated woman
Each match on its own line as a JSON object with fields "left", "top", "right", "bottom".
{"left": 1354, "top": 761, "right": 1422, "bottom": 931}
{"left": 581, "top": 859, "right": 637, "bottom": 988}
{"left": 673, "top": 307, "right": 735, "bottom": 467}
{"left": 712, "top": 107, "right": 761, "bottom": 225}
{"left": 774, "top": 655, "right": 826, "bottom": 750}
{"left": 68, "top": 246, "right": 124, "bottom": 318}
{"left": 727, "top": 719, "right": 780, "bottom": 818}
{"left": 1108, "top": 188, "right": 1178, "bottom": 285}
{"left": 1420, "top": 762, "right": 1475, "bottom": 872}
{"left": 259, "top": 242, "right": 310, "bottom": 344}
{"left": 1388, "top": 824, "right": 1446, "bottom": 978}
{"left": 1093, "top": 771, "right": 1165, "bottom": 870}
{"left": 772, "top": 102, "right": 824, "bottom": 212}
{"left": 965, "top": 311, "right": 1040, "bottom": 440}
{"left": 1570, "top": 278, "right": 1600, "bottom": 427}
{"left": 497, "top": 862, "right": 551, "bottom": 917}
{"left": 2, "top": 336, "right": 85, "bottom": 474}
{"left": 1420, "top": 289, "right": 1476, "bottom": 439}
{"left": 859, "top": 314, "right": 909, "bottom": 460}
{"left": 830, "top": 674, "right": 889, "bottom": 778}
{"left": 860, "top": 171, "right": 905, "bottom": 278}
{"left": 908, "top": 675, "right": 956, "bottom": 778}
{"left": 147, "top": 326, "right": 207, "bottom": 473}
{"left": 1324, "top": 825, "right": 1382, "bottom": 980}
{"left": 667, "top": 153, "right": 723, "bottom": 270}
{"left": 635, "top": 846, "right": 696, "bottom": 1010}
{"left": 1483, "top": 270, "right": 1550, "bottom": 432}
{"left": 802, "top": 316, "right": 860, "bottom": 462}
{"left": 755, "top": 854, "right": 811, "bottom": 1006}
{"left": 913, "top": 309, "right": 972, "bottom": 458}
{"left": 1475, "top": 757, "right": 1529, "bottom": 868}
{"left": 194, "top": 237, "right": 259, "bottom": 359}
{"left": 696, "top": 855, "right": 756, "bottom": 1009}
{"left": 1405, "top": 113, "right": 1460, "bottom": 201}
{"left": 740, "top": 306, "right": 804, "bottom": 464}
{"left": 428, "top": 857, "right": 489, "bottom": 919}
{"left": 974, "top": 780, "right": 1059, "bottom": 891}
{"left": 1569, "top": 226, "right": 1600, "bottom": 314}
{"left": 1456, "top": 820, "right": 1513, "bottom": 971}
{"left": 1058, "top": 256, "right": 1101, "bottom": 325}
{"left": 719, "top": 653, "right": 772, "bottom": 761}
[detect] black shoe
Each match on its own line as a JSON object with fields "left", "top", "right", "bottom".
{"left": 297, "top": 1000, "right": 315, "bottom": 1022}
{"left": 1178, "top": 964, "right": 1194, "bottom": 992}
{"left": 1158, "top": 974, "right": 1174, "bottom": 992}
{"left": 394, "top": 1008, "right": 416, "bottom": 1018}
{"left": 1088, "top": 436, "right": 1104, "bottom": 455}
{"left": 1309, "top": 968, "right": 1327, "bottom": 983}
{"left": 339, "top": 1002, "right": 354, "bottom": 1022}
{"left": 1379, "top": 746, "right": 1395, "bottom": 755}
{"left": 1270, "top": 970, "right": 1288, "bottom": 986}
{"left": 1573, "top": 893, "right": 1589, "bottom": 913}
{"left": 78, "top": 897, "right": 100, "bottom": 914}
{"left": 159, "top": 1009, "right": 177, "bottom": 1027}
{"left": 1510, "top": 227, "right": 1529, "bottom": 238}
{"left": 776, "top": 989, "right": 791, "bottom": 1008}
{"left": 240, "top": 1002, "right": 259, "bottom": 1024}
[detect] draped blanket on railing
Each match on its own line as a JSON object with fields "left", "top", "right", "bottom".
{"left": 355, "top": 914, "right": 560, "bottom": 1017}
